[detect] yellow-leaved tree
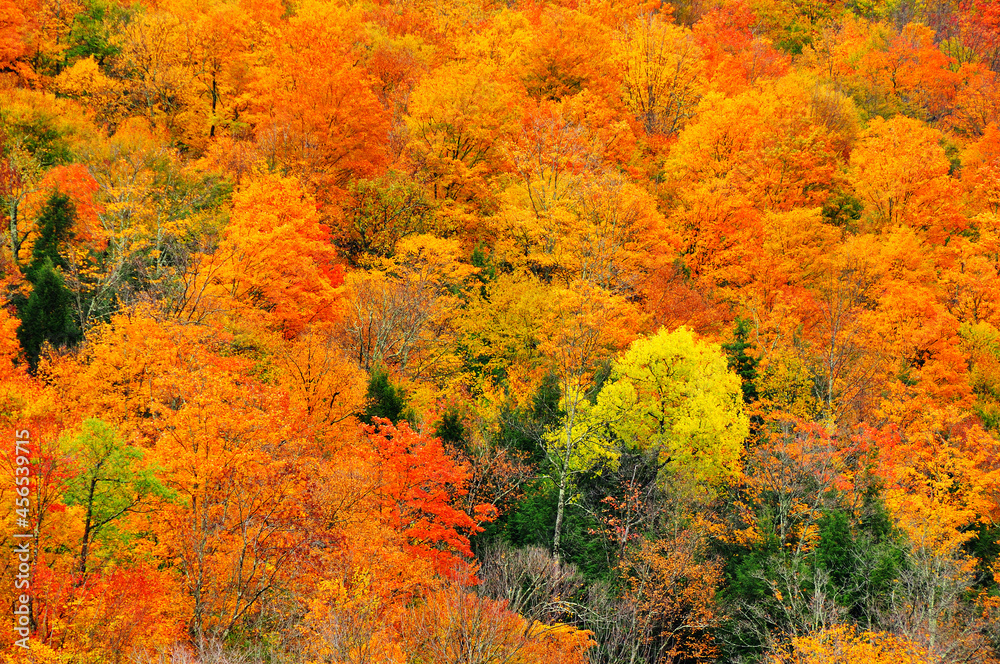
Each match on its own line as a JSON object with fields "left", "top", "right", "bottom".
{"left": 767, "top": 625, "right": 931, "bottom": 664}
{"left": 589, "top": 326, "right": 749, "bottom": 492}
{"left": 544, "top": 324, "right": 747, "bottom": 561}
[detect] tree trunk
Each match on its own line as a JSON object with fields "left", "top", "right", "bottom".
{"left": 552, "top": 395, "right": 579, "bottom": 565}
{"left": 78, "top": 477, "right": 98, "bottom": 580}
{"left": 553, "top": 471, "right": 567, "bottom": 565}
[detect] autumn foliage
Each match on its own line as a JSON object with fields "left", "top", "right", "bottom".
{"left": 2, "top": 0, "right": 1000, "bottom": 661}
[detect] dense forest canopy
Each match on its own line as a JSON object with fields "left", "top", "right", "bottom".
{"left": 1, "top": 0, "right": 1000, "bottom": 661}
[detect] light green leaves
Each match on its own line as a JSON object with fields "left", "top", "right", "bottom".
{"left": 543, "top": 398, "right": 620, "bottom": 474}
{"left": 590, "top": 326, "right": 749, "bottom": 485}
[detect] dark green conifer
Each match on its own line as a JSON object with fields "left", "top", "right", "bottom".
{"left": 14, "top": 192, "right": 82, "bottom": 371}
{"left": 16, "top": 260, "right": 81, "bottom": 371}
{"left": 722, "top": 318, "right": 759, "bottom": 404}
{"left": 361, "top": 367, "right": 410, "bottom": 425}
{"left": 29, "top": 192, "right": 75, "bottom": 272}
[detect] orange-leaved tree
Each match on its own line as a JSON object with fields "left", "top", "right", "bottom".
{"left": 767, "top": 625, "right": 931, "bottom": 664}
{"left": 189, "top": 170, "right": 345, "bottom": 337}
{"left": 45, "top": 309, "right": 338, "bottom": 655}
{"left": 249, "top": 0, "right": 389, "bottom": 207}
{"left": 848, "top": 116, "right": 964, "bottom": 244}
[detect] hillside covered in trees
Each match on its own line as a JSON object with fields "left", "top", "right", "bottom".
{"left": 2, "top": 0, "right": 1000, "bottom": 661}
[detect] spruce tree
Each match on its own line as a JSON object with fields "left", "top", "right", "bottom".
{"left": 361, "top": 367, "right": 410, "bottom": 425}
{"left": 16, "top": 260, "right": 81, "bottom": 371}
{"left": 15, "top": 192, "right": 83, "bottom": 371}
{"left": 29, "top": 192, "right": 75, "bottom": 271}
{"left": 722, "top": 317, "right": 760, "bottom": 404}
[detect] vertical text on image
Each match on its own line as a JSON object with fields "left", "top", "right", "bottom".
{"left": 13, "top": 428, "right": 31, "bottom": 649}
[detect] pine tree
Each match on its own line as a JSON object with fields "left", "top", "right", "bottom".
{"left": 15, "top": 191, "right": 82, "bottom": 371}
{"left": 29, "top": 191, "right": 75, "bottom": 272}
{"left": 434, "top": 409, "right": 466, "bottom": 448}
{"left": 722, "top": 318, "right": 759, "bottom": 404}
{"left": 16, "top": 260, "right": 81, "bottom": 370}
{"left": 361, "top": 367, "right": 410, "bottom": 424}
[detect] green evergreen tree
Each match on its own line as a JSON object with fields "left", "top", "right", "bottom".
{"left": 29, "top": 192, "right": 75, "bottom": 272}
{"left": 434, "top": 409, "right": 466, "bottom": 448}
{"left": 471, "top": 242, "right": 496, "bottom": 282}
{"left": 361, "top": 367, "right": 411, "bottom": 425}
{"left": 532, "top": 371, "right": 563, "bottom": 424}
{"left": 722, "top": 318, "right": 760, "bottom": 404}
{"left": 16, "top": 260, "right": 82, "bottom": 371}
{"left": 15, "top": 192, "right": 82, "bottom": 371}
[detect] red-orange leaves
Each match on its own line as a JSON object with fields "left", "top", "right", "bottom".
{"left": 360, "top": 418, "right": 482, "bottom": 580}
{"left": 32, "top": 564, "right": 187, "bottom": 662}
{"left": 849, "top": 116, "right": 964, "bottom": 243}
{"left": 520, "top": 6, "right": 615, "bottom": 102}
{"left": 250, "top": 1, "right": 389, "bottom": 204}
{"left": 404, "top": 585, "right": 594, "bottom": 664}
{"left": 693, "top": 1, "right": 790, "bottom": 94}
{"left": 208, "top": 171, "right": 345, "bottom": 336}
{"left": 0, "top": 0, "right": 31, "bottom": 72}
